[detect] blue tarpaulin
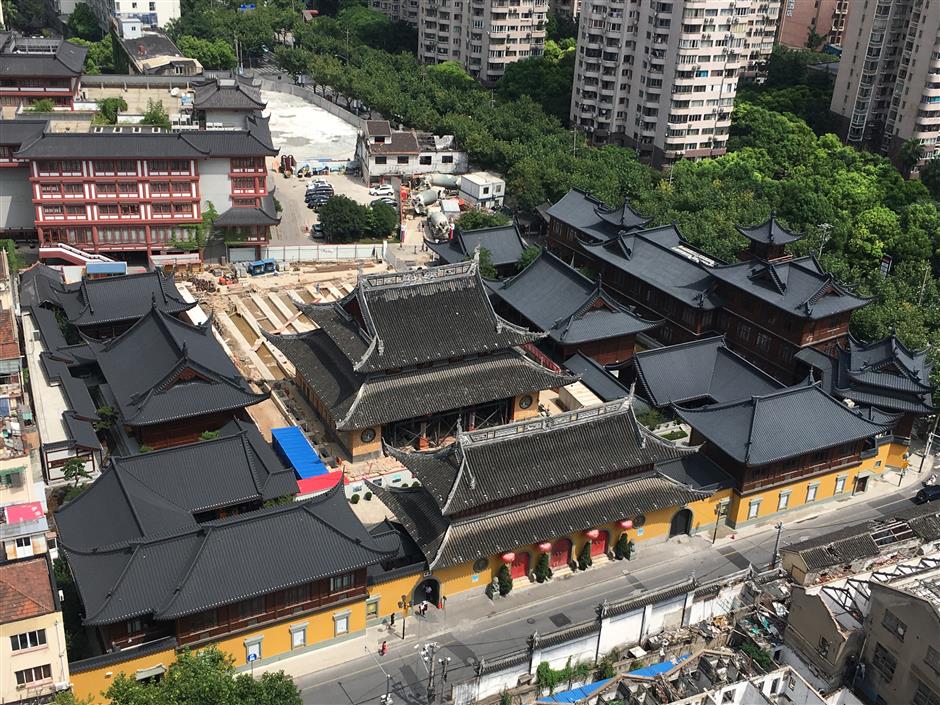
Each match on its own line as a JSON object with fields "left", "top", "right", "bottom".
{"left": 626, "top": 653, "right": 691, "bottom": 678}
{"left": 271, "top": 427, "right": 328, "bottom": 479}
{"left": 537, "top": 679, "right": 612, "bottom": 704}
{"left": 86, "top": 262, "right": 127, "bottom": 275}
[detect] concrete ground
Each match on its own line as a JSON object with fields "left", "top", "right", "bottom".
{"left": 262, "top": 89, "right": 358, "bottom": 165}
{"left": 270, "top": 172, "right": 375, "bottom": 244}
{"left": 82, "top": 85, "right": 187, "bottom": 120}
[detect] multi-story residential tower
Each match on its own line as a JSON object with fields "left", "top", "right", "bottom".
{"left": 570, "top": 0, "right": 780, "bottom": 166}
{"left": 369, "top": 0, "right": 419, "bottom": 23}
{"left": 830, "top": 0, "right": 940, "bottom": 169}
{"left": 416, "top": 0, "right": 548, "bottom": 83}
{"left": 776, "top": 0, "right": 849, "bottom": 49}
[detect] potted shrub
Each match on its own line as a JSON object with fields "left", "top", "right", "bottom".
{"left": 496, "top": 564, "right": 513, "bottom": 596}
{"left": 534, "top": 553, "right": 553, "bottom": 583}
{"left": 576, "top": 542, "right": 593, "bottom": 571}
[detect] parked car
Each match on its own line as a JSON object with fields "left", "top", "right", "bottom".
{"left": 369, "top": 184, "right": 395, "bottom": 197}
{"left": 914, "top": 485, "right": 940, "bottom": 503}
{"left": 306, "top": 185, "right": 334, "bottom": 196}
{"left": 308, "top": 196, "right": 331, "bottom": 210}
{"left": 371, "top": 198, "right": 397, "bottom": 208}
{"left": 312, "top": 223, "right": 324, "bottom": 239}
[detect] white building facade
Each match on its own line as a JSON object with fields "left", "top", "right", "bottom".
{"left": 569, "top": 0, "right": 780, "bottom": 165}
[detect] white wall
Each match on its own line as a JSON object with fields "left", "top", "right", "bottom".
{"left": 204, "top": 110, "right": 250, "bottom": 129}
{"left": 198, "top": 158, "right": 231, "bottom": 214}
{"left": 0, "top": 168, "right": 36, "bottom": 231}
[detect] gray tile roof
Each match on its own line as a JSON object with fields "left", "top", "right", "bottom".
{"left": 546, "top": 188, "right": 651, "bottom": 242}
{"left": 386, "top": 398, "right": 694, "bottom": 515}
{"left": 366, "top": 120, "right": 392, "bottom": 137}
{"left": 736, "top": 212, "right": 803, "bottom": 245}
{"left": 193, "top": 76, "right": 265, "bottom": 111}
{"left": 426, "top": 224, "right": 528, "bottom": 268}
{"left": 62, "top": 484, "right": 394, "bottom": 625}
{"left": 85, "top": 307, "right": 267, "bottom": 426}
{"left": 214, "top": 193, "right": 280, "bottom": 227}
{"left": 375, "top": 472, "right": 713, "bottom": 569}
{"left": 582, "top": 226, "right": 721, "bottom": 309}
{"left": 0, "top": 38, "right": 86, "bottom": 76}
{"left": 55, "top": 419, "right": 297, "bottom": 551}
{"left": 489, "top": 249, "right": 660, "bottom": 345}
{"left": 655, "top": 454, "right": 735, "bottom": 491}
{"left": 14, "top": 115, "right": 277, "bottom": 159}
{"left": 832, "top": 335, "right": 934, "bottom": 414}
{"left": 270, "top": 326, "right": 576, "bottom": 430}
{"left": 708, "top": 256, "right": 872, "bottom": 320}
{"left": 0, "top": 120, "right": 46, "bottom": 147}
{"left": 118, "top": 33, "right": 182, "bottom": 61}
{"left": 295, "top": 261, "right": 540, "bottom": 374}
{"left": 675, "top": 383, "right": 892, "bottom": 465}
{"left": 52, "top": 269, "right": 194, "bottom": 327}
{"left": 633, "top": 336, "right": 783, "bottom": 407}
{"left": 564, "top": 353, "right": 631, "bottom": 402}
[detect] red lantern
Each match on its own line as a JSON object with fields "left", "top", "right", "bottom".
{"left": 500, "top": 552, "right": 516, "bottom": 564}
{"left": 537, "top": 542, "right": 553, "bottom": 553}
{"left": 584, "top": 529, "right": 600, "bottom": 540}
{"left": 618, "top": 519, "right": 634, "bottom": 530}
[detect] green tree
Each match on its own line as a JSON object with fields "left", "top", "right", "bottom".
{"left": 62, "top": 457, "right": 91, "bottom": 487}
{"left": 28, "top": 98, "right": 56, "bottom": 112}
{"left": 576, "top": 541, "right": 593, "bottom": 571}
{"left": 320, "top": 195, "right": 370, "bottom": 242}
{"left": 95, "top": 97, "right": 127, "bottom": 124}
{"left": 496, "top": 563, "right": 513, "bottom": 596}
{"left": 1, "top": 240, "right": 20, "bottom": 273}
{"left": 534, "top": 552, "right": 552, "bottom": 583}
{"left": 94, "top": 405, "right": 117, "bottom": 430}
{"left": 72, "top": 37, "right": 115, "bottom": 74}
{"left": 497, "top": 47, "right": 575, "bottom": 124}
{"left": 67, "top": 3, "right": 103, "bottom": 40}
{"left": 141, "top": 98, "right": 172, "bottom": 130}
{"left": 899, "top": 138, "right": 925, "bottom": 177}
{"left": 105, "top": 646, "right": 301, "bottom": 705}
{"left": 454, "top": 210, "right": 510, "bottom": 231}
{"left": 274, "top": 46, "right": 309, "bottom": 77}
{"left": 176, "top": 35, "right": 237, "bottom": 70}
{"left": 477, "top": 247, "right": 498, "bottom": 278}
{"left": 369, "top": 202, "right": 399, "bottom": 238}
{"left": 920, "top": 158, "right": 940, "bottom": 201}
{"left": 518, "top": 245, "right": 541, "bottom": 271}
{"left": 545, "top": 11, "right": 578, "bottom": 41}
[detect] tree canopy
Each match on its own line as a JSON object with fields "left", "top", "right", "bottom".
{"left": 176, "top": 35, "right": 237, "bottom": 70}
{"left": 56, "top": 647, "right": 302, "bottom": 705}
{"left": 66, "top": 3, "right": 103, "bottom": 41}
{"left": 319, "top": 196, "right": 370, "bottom": 242}
{"left": 454, "top": 210, "right": 511, "bottom": 231}
{"left": 141, "top": 99, "right": 172, "bottom": 130}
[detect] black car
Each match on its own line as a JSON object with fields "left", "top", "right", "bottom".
{"left": 312, "top": 223, "right": 324, "bottom": 239}
{"left": 305, "top": 188, "right": 333, "bottom": 202}
{"left": 914, "top": 485, "right": 940, "bottom": 503}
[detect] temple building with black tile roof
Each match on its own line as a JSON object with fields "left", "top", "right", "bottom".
{"left": 20, "top": 264, "right": 194, "bottom": 338}
{"left": 267, "top": 260, "right": 577, "bottom": 461}
{"left": 547, "top": 190, "right": 873, "bottom": 383}
{"left": 370, "top": 397, "right": 734, "bottom": 592}
{"left": 83, "top": 306, "right": 267, "bottom": 449}
{"left": 624, "top": 336, "right": 784, "bottom": 410}
{"left": 488, "top": 249, "right": 661, "bottom": 365}
{"left": 57, "top": 458, "right": 394, "bottom": 666}
{"left": 796, "top": 334, "right": 935, "bottom": 439}
{"left": 425, "top": 223, "right": 528, "bottom": 277}
{"left": 675, "top": 383, "right": 898, "bottom": 527}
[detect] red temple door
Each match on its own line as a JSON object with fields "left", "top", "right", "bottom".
{"left": 590, "top": 530, "right": 609, "bottom": 557}
{"left": 510, "top": 552, "right": 530, "bottom": 580}
{"left": 550, "top": 538, "right": 572, "bottom": 569}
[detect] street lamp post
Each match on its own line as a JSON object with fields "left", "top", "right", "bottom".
{"left": 381, "top": 673, "right": 392, "bottom": 704}
{"left": 770, "top": 522, "right": 783, "bottom": 569}
{"left": 398, "top": 595, "right": 411, "bottom": 640}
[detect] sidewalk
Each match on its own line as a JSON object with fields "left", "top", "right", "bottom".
{"left": 254, "top": 454, "right": 929, "bottom": 682}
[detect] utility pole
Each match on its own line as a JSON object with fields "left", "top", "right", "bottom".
{"left": 422, "top": 643, "right": 438, "bottom": 703}
{"left": 770, "top": 522, "right": 783, "bottom": 569}
{"left": 380, "top": 673, "right": 393, "bottom": 704}
{"left": 817, "top": 223, "right": 832, "bottom": 258}
{"left": 917, "top": 261, "right": 930, "bottom": 307}
{"left": 919, "top": 414, "right": 939, "bottom": 474}
{"left": 438, "top": 655, "right": 451, "bottom": 696}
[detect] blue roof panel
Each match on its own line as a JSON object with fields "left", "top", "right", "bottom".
{"left": 271, "top": 426, "right": 328, "bottom": 479}
{"left": 537, "top": 678, "right": 612, "bottom": 704}
{"left": 86, "top": 262, "right": 128, "bottom": 275}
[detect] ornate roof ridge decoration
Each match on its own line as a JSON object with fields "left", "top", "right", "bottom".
{"left": 360, "top": 260, "right": 479, "bottom": 290}
{"left": 736, "top": 210, "right": 804, "bottom": 245}
{"left": 458, "top": 397, "right": 634, "bottom": 448}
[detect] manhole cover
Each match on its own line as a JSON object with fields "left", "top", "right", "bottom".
{"left": 549, "top": 613, "right": 571, "bottom": 628}
{"left": 526, "top": 618, "right": 536, "bottom": 624}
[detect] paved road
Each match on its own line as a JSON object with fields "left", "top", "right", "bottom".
{"left": 295, "top": 485, "right": 920, "bottom": 705}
